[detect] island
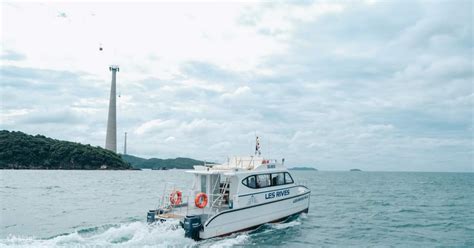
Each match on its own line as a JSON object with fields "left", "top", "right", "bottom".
{"left": 350, "top": 169, "right": 362, "bottom": 171}
{"left": 0, "top": 130, "right": 132, "bottom": 170}
{"left": 122, "top": 154, "right": 209, "bottom": 170}
{"left": 1, "top": 130, "right": 228, "bottom": 171}
{"left": 289, "top": 167, "right": 318, "bottom": 171}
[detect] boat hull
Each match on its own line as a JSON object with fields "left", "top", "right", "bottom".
{"left": 200, "top": 191, "right": 310, "bottom": 239}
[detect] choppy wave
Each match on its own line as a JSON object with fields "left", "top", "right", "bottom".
{"left": 271, "top": 220, "right": 302, "bottom": 230}
{"left": 200, "top": 234, "right": 249, "bottom": 248}
{"left": 0, "top": 221, "right": 195, "bottom": 248}
{"left": 0, "top": 217, "right": 306, "bottom": 248}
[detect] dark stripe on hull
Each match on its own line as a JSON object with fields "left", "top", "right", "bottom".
{"left": 206, "top": 208, "right": 309, "bottom": 239}
{"left": 205, "top": 191, "right": 311, "bottom": 227}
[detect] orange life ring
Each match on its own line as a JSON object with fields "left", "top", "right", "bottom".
{"left": 195, "top": 192, "right": 208, "bottom": 208}
{"left": 169, "top": 190, "right": 182, "bottom": 206}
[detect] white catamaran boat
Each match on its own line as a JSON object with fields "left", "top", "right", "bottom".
{"left": 146, "top": 138, "right": 311, "bottom": 240}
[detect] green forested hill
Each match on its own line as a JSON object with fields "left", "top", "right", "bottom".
{"left": 0, "top": 130, "right": 132, "bottom": 170}
{"left": 121, "top": 154, "right": 208, "bottom": 169}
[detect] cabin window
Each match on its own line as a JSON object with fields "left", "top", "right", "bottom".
{"left": 242, "top": 173, "right": 292, "bottom": 189}
{"left": 248, "top": 176, "right": 256, "bottom": 188}
{"left": 242, "top": 178, "right": 248, "bottom": 187}
{"left": 284, "top": 172, "right": 294, "bottom": 184}
{"left": 242, "top": 176, "right": 257, "bottom": 189}
{"left": 256, "top": 174, "right": 271, "bottom": 188}
{"left": 200, "top": 175, "right": 207, "bottom": 193}
{"left": 271, "top": 173, "right": 285, "bottom": 186}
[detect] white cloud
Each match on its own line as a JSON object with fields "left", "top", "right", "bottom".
{"left": 0, "top": 108, "right": 30, "bottom": 124}
{"left": 134, "top": 119, "right": 177, "bottom": 135}
{"left": 220, "top": 86, "right": 251, "bottom": 100}
{"left": 1, "top": 1, "right": 472, "bottom": 172}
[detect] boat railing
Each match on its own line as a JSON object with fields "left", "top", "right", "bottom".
{"left": 156, "top": 184, "right": 229, "bottom": 217}
{"left": 232, "top": 157, "right": 258, "bottom": 170}
{"left": 184, "top": 193, "right": 229, "bottom": 215}
{"left": 156, "top": 183, "right": 192, "bottom": 209}
{"left": 229, "top": 157, "right": 279, "bottom": 170}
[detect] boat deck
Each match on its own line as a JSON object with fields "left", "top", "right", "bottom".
{"left": 156, "top": 204, "right": 230, "bottom": 221}
{"left": 158, "top": 213, "right": 183, "bottom": 219}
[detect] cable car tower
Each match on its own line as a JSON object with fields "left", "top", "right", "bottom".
{"left": 105, "top": 65, "right": 119, "bottom": 152}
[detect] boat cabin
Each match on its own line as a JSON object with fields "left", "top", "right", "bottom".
{"left": 187, "top": 156, "right": 292, "bottom": 210}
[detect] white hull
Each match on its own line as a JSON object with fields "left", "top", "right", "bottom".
{"left": 201, "top": 189, "right": 310, "bottom": 239}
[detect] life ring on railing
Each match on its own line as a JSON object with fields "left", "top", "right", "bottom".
{"left": 195, "top": 192, "right": 208, "bottom": 209}
{"left": 169, "top": 190, "right": 182, "bottom": 206}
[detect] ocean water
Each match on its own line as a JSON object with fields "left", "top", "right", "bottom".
{"left": 0, "top": 170, "right": 473, "bottom": 247}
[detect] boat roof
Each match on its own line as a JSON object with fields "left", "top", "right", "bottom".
{"left": 186, "top": 156, "right": 287, "bottom": 175}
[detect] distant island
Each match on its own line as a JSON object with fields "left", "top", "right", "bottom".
{"left": 122, "top": 154, "right": 208, "bottom": 170}
{"left": 0, "top": 130, "right": 132, "bottom": 170}
{"left": 289, "top": 167, "right": 318, "bottom": 171}
{"left": 350, "top": 169, "right": 362, "bottom": 171}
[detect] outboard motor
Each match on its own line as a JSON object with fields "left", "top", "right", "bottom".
{"left": 147, "top": 209, "right": 165, "bottom": 223}
{"left": 147, "top": 210, "right": 157, "bottom": 223}
{"left": 183, "top": 215, "right": 202, "bottom": 240}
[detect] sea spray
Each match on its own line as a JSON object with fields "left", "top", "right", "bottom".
{"left": 0, "top": 221, "right": 196, "bottom": 248}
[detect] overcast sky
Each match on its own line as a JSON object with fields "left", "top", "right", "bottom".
{"left": 1, "top": 1, "right": 472, "bottom": 172}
